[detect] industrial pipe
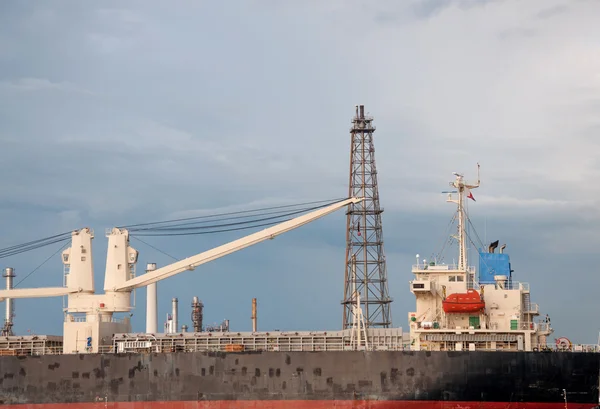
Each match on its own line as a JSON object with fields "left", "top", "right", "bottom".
{"left": 251, "top": 298, "right": 257, "bottom": 332}
{"left": 2, "top": 268, "right": 15, "bottom": 336}
{"left": 172, "top": 298, "right": 178, "bottom": 333}
{"left": 145, "top": 263, "right": 157, "bottom": 333}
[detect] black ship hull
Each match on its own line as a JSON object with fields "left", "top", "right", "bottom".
{"left": 1, "top": 350, "right": 598, "bottom": 408}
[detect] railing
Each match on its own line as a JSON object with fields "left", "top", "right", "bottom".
{"left": 4, "top": 342, "right": 600, "bottom": 355}
{"left": 412, "top": 264, "right": 476, "bottom": 274}
{"left": 476, "top": 280, "right": 529, "bottom": 291}
{"left": 467, "top": 281, "right": 480, "bottom": 290}
{"left": 98, "top": 345, "right": 116, "bottom": 354}
{"left": 0, "top": 346, "right": 63, "bottom": 356}
{"left": 65, "top": 315, "right": 129, "bottom": 324}
{"left": 536, "top": 322, "right": 551, "bottom": 332}
{"left": 525, "top": 303, "right": 539, "bottom": 314}
{"left": 536, "top": 343, "right": 600, "bottom": 353}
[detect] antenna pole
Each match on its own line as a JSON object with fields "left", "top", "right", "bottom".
{"left": 458, "top": 180, "right": 467, "bottom": 271}
{"left": 447, "top": 164, "right": 481, "bottom": 273}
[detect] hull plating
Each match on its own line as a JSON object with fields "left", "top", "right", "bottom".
{"left": 1, "top": 351, "right": 598, "bottom": 406}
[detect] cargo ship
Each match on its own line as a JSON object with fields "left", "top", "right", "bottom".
{"left": 0, "top": 154, "right": 599, "bottom": 406}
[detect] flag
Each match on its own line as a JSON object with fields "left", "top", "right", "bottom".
{"left": 467, "top": 190, "right": 476, "bottom": 202}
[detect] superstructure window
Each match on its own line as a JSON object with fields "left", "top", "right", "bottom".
{"left": 457, "top": 276, "right": 464, "bottom": 282}
{"left": 449, "top": 276, "right": 456, "bottom": 282}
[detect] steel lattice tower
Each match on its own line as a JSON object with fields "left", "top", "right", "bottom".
{"left": 342, "top": 105, "right": 392, "bottom": 329}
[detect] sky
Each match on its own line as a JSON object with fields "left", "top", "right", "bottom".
{"left": 0, "top": 0, "right": 599, "bottom": 344}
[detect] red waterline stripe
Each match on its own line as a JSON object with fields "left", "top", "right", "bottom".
{"left": 2, "top": 401, "right": 598, "bottom": 409}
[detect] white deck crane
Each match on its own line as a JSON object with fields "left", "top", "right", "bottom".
{"left": 0, "top": 197, "right": 362, "bottom": 353}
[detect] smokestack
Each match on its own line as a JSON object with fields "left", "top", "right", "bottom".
{"left": 181, "top": 325, "right": 188, "bottom": 333}
{"left": 191, "top": 296, "right": 203, "bottom": 332}
{"left": 145, "top": 263, "right": 157, "bottom": 333}
{"left": 359, "top": 104, "right": 365, "bottom": 119}
{"left": 488, "top": 240, "right": 499, "bottom": 253}
{"left": 251, "top": 298, "right": 257, "bottom": 332}
{"left": 2, "top": 268, "right": 15, "bottom": 336}
{"left": 500, "top": 244, "right": 506, "bottom": 254}
{"left": 172, "top": 298, "right": 178, "bottom": 333}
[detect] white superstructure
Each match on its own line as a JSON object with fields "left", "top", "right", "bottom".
{"left": 408, "top": 166, "right": 553, "bottom": 352}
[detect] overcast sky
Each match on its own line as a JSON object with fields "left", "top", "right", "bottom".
{"left": 1, "top": 0, "right": 599, "bottom": 344}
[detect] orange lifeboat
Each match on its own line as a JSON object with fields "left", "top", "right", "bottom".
{"left": 442, "top": 289, "right": 485, "bottom": 313}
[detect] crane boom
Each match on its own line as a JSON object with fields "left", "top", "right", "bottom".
{"left": 114, "top": 197, "right": 362, "bottom": 291}
{"left": 0, "top": 286, "right": 78, "bottom": 302}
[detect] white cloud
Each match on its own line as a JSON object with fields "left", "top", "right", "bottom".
{"left": 0, "top": 77, "right": 95, "bottom": 95}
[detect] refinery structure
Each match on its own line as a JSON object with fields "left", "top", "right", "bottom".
{"left": 1, "top": 105, "right": 599, "bottom": 408}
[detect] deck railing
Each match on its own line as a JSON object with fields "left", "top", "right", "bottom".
{"left": 3, "top": 343, "right": 600, "bottom": 355}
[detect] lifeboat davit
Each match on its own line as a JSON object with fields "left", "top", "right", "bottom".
{"left": 442, "top": 289, "right": 485, "bottom": 313}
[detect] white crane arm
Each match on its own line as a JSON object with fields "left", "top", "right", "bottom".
{"left": 0, "top": 287, "right": 78, "bottom": 302}
{"left": 115, "top": 197, "right": 362, "bottom": 291}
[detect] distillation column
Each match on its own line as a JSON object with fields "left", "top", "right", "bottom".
{"left": 191, "top": 296, "right": 203, "bottom": 332}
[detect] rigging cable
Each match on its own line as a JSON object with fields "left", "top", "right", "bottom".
{"left": 128, "top": 200, "right": 345, "bottom": 237}
{"left": 13, "top": 241, "right": 70, "bottom": 288}
{"left": 433, "top": 211, "right": 458, "bottom": 264}
{"left": 129, "top": 205, "right": 330, "bottom": 231}
{"left": 130, "top": 236, "right": 179, "bottom": 261}
{"left": 130, "top": 218, "right": 294, "bottom": 237}
{"left": 130, "top": 207, "right": 316, "bottom": 234}
{"left": 0, "top": 232, "right": 72, "bottom": 259}
{"left": 119, "top": 197, "right": 347, "bottom": 230}
{"left": 466, "top": 214, "right": 486, "bottom": 251}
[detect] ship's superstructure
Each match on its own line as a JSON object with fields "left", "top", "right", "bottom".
{"left": 408, "top": 168, "right": 553, "bottom": 352}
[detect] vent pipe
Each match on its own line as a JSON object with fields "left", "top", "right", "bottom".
{"left": 145, "top": 263, "right": 157, "bottom": 333}
{"left": 172, "top": 298, "right": 178, "bottom": 333}
{"left": 2, "top": 268, "right": 15, "bottom": 336}
{"left": 488, "top": 240, "right": 499, "bottom": 253}
{"left": 251, "top": 298, "right": 257, "bottom": 332}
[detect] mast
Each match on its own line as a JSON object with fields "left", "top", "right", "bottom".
{"left": 342, "top": 104, "right": 392, "bottom": 329}
{"left": 446, "top": 164, "right": 480, "bottom": 272}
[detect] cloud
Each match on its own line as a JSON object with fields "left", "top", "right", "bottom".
{"left": 410, "top": 0, "right": 501, "bottom": 19}
{"left": 0, "top": 77, "right": 94, "bottom": 94}
{"left": 1, "top": 0, "right": 600, "bottom": 343}
{"left": 536, "top": 4, "right": 569, "bottom": 19}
